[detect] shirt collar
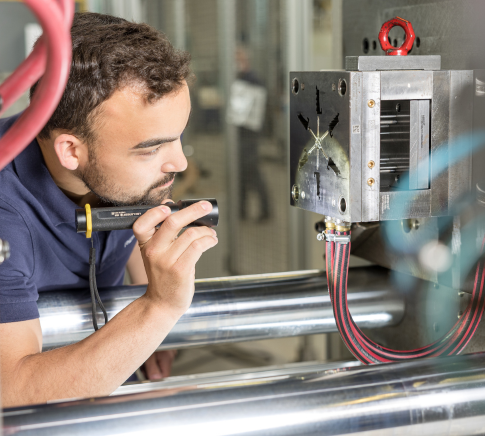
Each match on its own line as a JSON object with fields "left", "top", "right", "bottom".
{"left": 14, "top": 138, "right": 80, "bottom": 227}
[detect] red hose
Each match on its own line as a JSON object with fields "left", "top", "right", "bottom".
{"left": 0, "top": 0, "right": 73, "bottom": 171}
{"left": 0, "top": 0, "right": 73, "bottom": 117}
{"left": 327, "top": 230, "right": 485, "bottom": 364}
{"left": 0, "top": 40, "right": 46, "bottom": 117}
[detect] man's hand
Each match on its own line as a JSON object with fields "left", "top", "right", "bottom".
{"left": 143, "top": 350, "right": 177, "bottom": 380}
{"left": 132, "top": 200, "right": 218, "bottom": 315}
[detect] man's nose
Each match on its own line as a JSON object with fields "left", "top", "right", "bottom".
{"left": 161, "top": 140, "right": 188, "bottom": 173}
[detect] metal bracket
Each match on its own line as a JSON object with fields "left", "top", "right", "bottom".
{"left": 316, "top": 232, "right": 351, "bottom": 244}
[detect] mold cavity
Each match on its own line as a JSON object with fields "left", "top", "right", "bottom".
{"left": 327, "top": 157, "right": 341, "bottom": 177}
{"left": 297, "top": 113, "right": 309, "bottom": 131}
{"left": 316, "top": 86, "right": 322, "bottom": 114}
{"left": 292, "top": 77, "right": 300, "bottom": 94}
{"left": 329, "top": 113, "right": 339, "bottom": 137}
{"left": 314, "top": 172, "right": 321, "bottom": 199}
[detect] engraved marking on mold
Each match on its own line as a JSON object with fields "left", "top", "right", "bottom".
{"left": 381, "top": 194, "right": 390, "bottom": 214}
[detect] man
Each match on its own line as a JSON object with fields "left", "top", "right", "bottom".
{"left": 0, "top": 12, "right": 217, "bottom": 407}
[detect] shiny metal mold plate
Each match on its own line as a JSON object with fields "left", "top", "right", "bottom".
{"left": 289, "top": 71, "right": 353, "bottom": 221}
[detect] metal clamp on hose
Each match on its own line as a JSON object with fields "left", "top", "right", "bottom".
{"left": 316, "top": 231, "right": 351, "bottom": 244}
{"left": 325, "top": 232, "right": 351, "bottom": 244}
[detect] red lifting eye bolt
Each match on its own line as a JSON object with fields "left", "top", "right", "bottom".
{"left": 378, "top": 16, "right": 416, "bottom": 56}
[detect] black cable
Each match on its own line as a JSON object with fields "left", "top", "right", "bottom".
{"left": 328, "top": 231, "right": 485, "bottom": 363}
{"left": 89, "top": 238, "right": 109, "bottom": 331}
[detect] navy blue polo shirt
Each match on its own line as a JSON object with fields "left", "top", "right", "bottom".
{"left": 0, "top": 114, "right": 137, "bottom": 323}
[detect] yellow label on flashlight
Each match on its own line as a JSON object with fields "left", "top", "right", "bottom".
{"left": 85, "top": 204, "right": 92, "bottom": 239}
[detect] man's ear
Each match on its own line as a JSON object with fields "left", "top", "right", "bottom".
{"left": 53, "top": 133, "right": 87, "bottom": 171}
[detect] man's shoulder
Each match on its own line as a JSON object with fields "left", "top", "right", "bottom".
{"left": 0, "top": 156, "right": 34, "bottom": 222}
{"left": 0, "top": 114, "right": 28, "bottom": 185}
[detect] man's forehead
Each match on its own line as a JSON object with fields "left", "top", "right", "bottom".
{"left": 102, "top": 83, "right": 190, "bottom": 116}
{"left": 95, "top": 84, "right": 191, "bottom": 147}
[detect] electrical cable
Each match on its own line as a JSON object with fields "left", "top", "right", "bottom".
{"left": 89, "top": 239, "right": 109, "bottom": 331}
{"left": 326, "top": 230, "right": 485, "bottom": 364}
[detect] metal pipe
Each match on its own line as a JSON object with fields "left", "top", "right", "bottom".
{"left": 39, "top": 267, "right": 404, "bottom": 351}
{"left": 380, "top": 131, "right": 410, "bottom": 135}
{"left": 112, "top": 360, "right": 361, "bottom": 396}
{"left": 380, "top": 120, "right": 398, "bottom": 125}
{"left": 380, "top": 166, "right": 410, "bottom": 173}
{"left": 380, "top": 157, "right": 409, "bottom": 161}
{"left": 6, "top": 353, "right": 485, "bottom": 435}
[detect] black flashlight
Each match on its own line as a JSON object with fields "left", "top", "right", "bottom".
{"left": 76, "top": 198, "right": 218, "bottom": 238}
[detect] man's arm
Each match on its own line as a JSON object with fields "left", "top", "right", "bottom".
{"left": 126, "top": 240, "right": 178, "bottom": 380}
{"left": 0, "top": 201, "right": 217, "bottom": 407}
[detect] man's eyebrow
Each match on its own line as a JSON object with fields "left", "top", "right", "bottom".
{"left": 131, "top": 109, "right": 192, "bottom": 150}
{"left": 130, "top": 137, "right": 179, "bottom": 150}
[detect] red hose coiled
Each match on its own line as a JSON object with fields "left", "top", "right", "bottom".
{"left": 326, "top": 230, "right": 485, "bottom": 364}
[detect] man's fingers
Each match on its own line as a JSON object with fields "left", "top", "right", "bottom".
{"left": 156, "top": 350, "right": 175, "bottom": 378}
{"left": 175, "top": 235, "right": 218, "bottom": 273}
{"left": 132, "top": 205, "right": 171, "bottom": 247}
{"left": 144, "top": 353, "right": 162, "bottom": 380}
{"left": 150, "top": 201, "right": 213, "bottom": 247}
{"left": 165, "top": 227, "right": 217, "bottom": 263}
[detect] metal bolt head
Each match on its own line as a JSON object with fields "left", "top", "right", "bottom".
{"left": 368, "top": 160, "right": 375, "bottom": 169}
{"left": 367, "top": 178, "right": 375, "bottom": 186}
{"left": 301, "top": 191, "right": 306, "bottom": 199}
{"left": 291, "top": 184, "right": 299, "bottom": 201}
{"left": 317, "top": 233, "right": 325, "bottom": 241}
{"left": 368, "top": 99, "right": 375, "bottom": 108}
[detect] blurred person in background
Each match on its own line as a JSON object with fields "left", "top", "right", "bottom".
{"left": 230, "top": 46, "right": 270, "bottom": 222}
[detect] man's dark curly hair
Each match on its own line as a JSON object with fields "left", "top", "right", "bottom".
{"left": 30, "top": 12, "right": 192, "bottom": 144}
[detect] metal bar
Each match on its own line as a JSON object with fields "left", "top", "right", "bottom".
{"left": 380, "top": 157, "right": 410, "bottom": 161}
{"left": 39, "top": 267, "right": 404, "bottom": 351}
{"left": 113, "top": 360, "right": 361, "bottom": 396}
{"left": 380, "top": 131, "right": 410, "bottom": 135}
{"left": 6, "top": 353, "right": 485, "bottom": 435}
{"left": 409, "top": 99, "right": 430, "bottom": 190}
{"left": 218, "top": 0, "right": 238, "bottom": 274}
{"left": 380, "top": 120, "right": 398, "bottom": 125}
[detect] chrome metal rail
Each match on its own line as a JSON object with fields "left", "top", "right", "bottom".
{"left": 38, "top": 266, "right": 404, "bottom": 350}
{"left": 5, "top": 353, "right": 485, "bottom": 435}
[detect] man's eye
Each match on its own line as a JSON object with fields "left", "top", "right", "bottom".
{"left": 140, "top": 146, "right": 161, "bottom": 156}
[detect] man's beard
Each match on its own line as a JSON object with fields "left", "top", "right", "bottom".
{"left": 79, "top": 157, "right": 175, "bottom": 207}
